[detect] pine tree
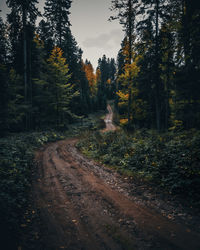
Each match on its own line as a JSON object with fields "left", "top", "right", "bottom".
{"left": 47, "top": 47, "right": 76, "bottom": 127}
{"left": 0, "top": 16, "right": 9, "bottom": 135}
{"left": 110, "top": 0, "right": 138, "bottom": 125}
{"left": 33, "top": 47, "right": 79, "bottom": 128}
{"left": 97, "top": 56, "right": 108, "bottom": 109}
{"left": 37, "top": 19, "right": 54, "bottom": 56}
{"left": 107, "top": 58, "right": 117, "bottom": 99}
{"left": 44, "top": 0, "right": 91, "bottom": 115}
{"left": 175, "top": 0, "right": 200, "bottom": 128}
{"left": 83, "top": 60, "right": 96, "bottom": 96}
{"left": 6, "top": 0, "right": 40, "bottom": 129}
{"left": 44, "top": 0, "right": 72, "bottom": 48}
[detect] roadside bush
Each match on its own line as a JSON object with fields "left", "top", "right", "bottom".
{"left": 0, "top": 131, "right": 66, "bottom": 248}
{"left": 77, "top": 129, "right": 200, "bottom": 205}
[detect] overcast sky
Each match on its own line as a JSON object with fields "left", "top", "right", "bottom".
{"left": 0, "top": 0, "right": 124, "bottom": 69}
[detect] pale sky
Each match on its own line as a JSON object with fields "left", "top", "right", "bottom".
{"left": 0, "top": 0, "right": 124, "bottom": 69}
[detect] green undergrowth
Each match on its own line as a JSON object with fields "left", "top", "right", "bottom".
{"left": 0, "top": 130, "right": 66, "bottom": 248}
{"left": 77, "top": 129, "right": 200, "bottom": 207}
{"left": 0, "top": 111, "right": 104, "bottom": 249}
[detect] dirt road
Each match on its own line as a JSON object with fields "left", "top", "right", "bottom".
{"left": 32, "top": 105, "right": 200, "bottom": 250}
{"left": 103, "top": 104, "right": 116, "bottom": 132}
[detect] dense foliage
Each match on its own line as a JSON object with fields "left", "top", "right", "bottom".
{"left": 111, "top": 0, "right": 200, "bottom": 131}
{"left": 78, "top": 129, "right": 200, "bottom": 206}
{"left": 96, "top": 56, "right": 117, "bottom": 109}
{"left": 0, "top": 131, "right": 66, "bottom": 248}
{"left": 0, "top": 0, "right": 104, "bottom": 135}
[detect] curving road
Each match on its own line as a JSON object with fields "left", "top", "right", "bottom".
{"left": 103, "top": 104, "right": 116, "bottom": 132}
{"left": 32, "top": 105, "right": 200, "bottom": 250}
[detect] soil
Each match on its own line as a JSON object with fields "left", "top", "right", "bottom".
{"left": 26, "top": 105, "right": 200, "bottom": 250}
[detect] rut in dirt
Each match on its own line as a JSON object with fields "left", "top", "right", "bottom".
{"left": 33, "top": 105, "right": 200, "bottom": 250}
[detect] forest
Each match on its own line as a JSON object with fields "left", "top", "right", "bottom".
{"left": 0, "top": 0, "right": 200, "bottom": 249}
{"left": 0, "top": 0, "right": 200, "bottom": 132}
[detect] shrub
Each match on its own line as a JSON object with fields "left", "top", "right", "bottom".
{"left": 77, "top": 129, "right": 200, "bottom": 205}
{"left": 0, "top": 131, "right": 66, "bottom": 248}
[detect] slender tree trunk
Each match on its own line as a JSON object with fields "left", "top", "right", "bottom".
{"left": 165, "top": 57, "right": 170, "bottom": 130}
{"left": 29, "top": 38, "right": 33, "bottom": 129}
{"left": 23, "top": 6, "right": 28, "bottom": 130}
{"left": 182, "top": 0, "right": 191, "bottom": 68}
{"left": 155, "top": 0, "right": 161, "bottom": 131}
{"left": 115, "top": 79, "right": 119, "bottom": 111}
{"left": 128, "top": 88, "right": 132, "bottom": 124}
{"left": 59, "top": 5, "right": 62, "bottom": 48}
{"left": 59, "top": 28, "right": 62, "bottom": 48}
{"left": 128, "top": 0, "right": 133, "bottom": 127}
{"left": 56, "top": 86, "right": 59, "bottom": 128}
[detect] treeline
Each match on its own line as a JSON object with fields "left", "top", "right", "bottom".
{"left": 0, "top": 0, "right": 117, "bottom": 135}
{"left": 111, "top": 0, "right": 200, "bottom": 131}
{"left": 83, "top": 56, "right": 116, "bottom": 112}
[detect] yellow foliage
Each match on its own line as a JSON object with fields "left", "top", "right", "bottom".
{"left": 107, "top": 79, "right": 111, "bottom": 85}
{"left": 33, "top": 33, "right": 44, "bottom": 48}
{"left": 83, "top": 62, "right": 96, "bottom": 95}
{"left": 47, "top": 47, "right": 69, "bottom": 76}
{"left": 118, "top": 54, "right": 141, "bottom": 87}
{"left": 96, "top": 68, "right": 101, "bottom": 82}
{"left": 116, "top": 90, "right": 129, "bottom": 101}
{"left": 120, "top": 119, "right": 128, "bottom": 125}
{"left": 122, "top": 38, "right": 129, "bottom": 60}
{"left": 151, "top": 162, "right": 157, "bottom": 167}
{"left": 169, "top": 98, "right": 174, "bottom": 105}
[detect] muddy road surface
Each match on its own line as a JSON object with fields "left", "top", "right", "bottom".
{"left": 32, "top": 105, "right": 200, "bottom": 250}
{"left": 103, "top": 104, "right": 116, "bottom": 132}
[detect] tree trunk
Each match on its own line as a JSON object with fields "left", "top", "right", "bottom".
{"left": 127, "top": 0, "right": 133, "bottom": 127}
{"left": 165, "top": 56, "right": 170, "bottom": 130}
{"left": 155, "top": 0, "right": 161, "bottom": 131}
{"left": 56, "top": 87, "right": 59, "bottom": 128}
{"left": 22, "top": 6, "right": 28, "bottom": 130}
{"left": 29, "top": 38, "right": 32, "bottom": 129}
{"left": 182, "top": 0, "right": 192, "bottom": 68}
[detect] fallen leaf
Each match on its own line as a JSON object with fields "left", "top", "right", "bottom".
{"left": 168, "top": 214, "right": 173, "bottom": 219}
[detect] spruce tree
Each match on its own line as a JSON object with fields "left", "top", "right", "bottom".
{"left": 37, "top": 19, "right": 54, "bottom": 56}
{"left": 0, "top": 16, "right": 9, "bottom": 135}
{"left": 110, "top": 0, "right": 138, "bottom": 125}
{"left": 44, "top": 0, "right": 72, "bottom": 48}
{"left": 6, "top": 0, "right": 40, "bottom": 129}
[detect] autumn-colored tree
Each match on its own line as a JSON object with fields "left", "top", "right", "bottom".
{"left": 33, "top": 47, "right": 79, "bottom": 128}
{"left": 117, "top": 51, "right": 146, "bottom": 126}
{"left": 110, "top": 0, "right": 138, "bottom": 126}
{"left": 47, "top": 47, "right": 79, "bottom": 127}
{"left": 83, "top": 60, "right": 96, "bottom": 95}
